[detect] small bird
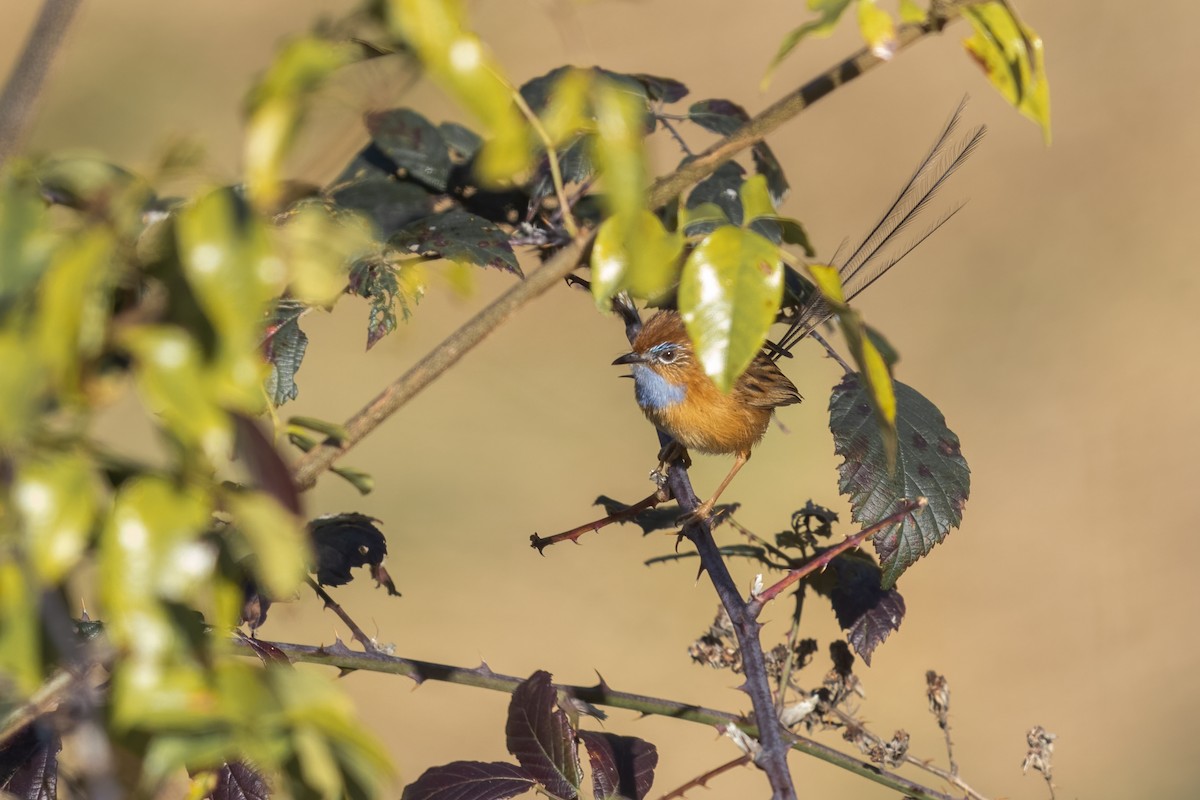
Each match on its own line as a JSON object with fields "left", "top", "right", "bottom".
{"left": 613, "top": 310, "right": 802, "bottom": 523}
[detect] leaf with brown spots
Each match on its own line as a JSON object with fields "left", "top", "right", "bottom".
{"left": 829, "top": 374, "right": 970, "bottom": 587}
{"left": 390, "top": 211, "right": 520, "bottom": 276}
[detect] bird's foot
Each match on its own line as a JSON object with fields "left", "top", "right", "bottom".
{"left": 676, "top": 499, "right": 715, "bottom": 528}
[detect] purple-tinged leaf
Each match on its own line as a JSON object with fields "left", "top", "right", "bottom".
{"left": 0, "top": 723, "right": 60, "bottom": 800}
{"left": 687, "top": 99, "right": 789, "bottom": 203}
{"left": 330, "top": 170, "right": 433, "bottom": 238}
{"left": 628, "top": 74, "right": 688, "bottom": 103}
{"left": 826, "top": 551, "right": 906, "bottom": 665}
{"left": 830, "top": 375, "right": 970, "bottom": 588}
{"left": 505, "top": 672, "right": 580, "bottom": 799}
{"left": 204, "top": 761, "right": 271, "bottom": 800}
{"left": 240, "top": 635, "right": 292, "bottom": 667}
{"left": 234, "top": 413, "right": 301, "bottom": 516}
{"left": 401, "top": 761, "right": 534, "bottom": 800}
{"left": 390, "top": 211, "right": 520, "bottom": 276}
{"left": 263, "top": 300, "right": 308, "bottom": 406}
{"left": 578, "top": 732, "right": 657, "bottom": 800}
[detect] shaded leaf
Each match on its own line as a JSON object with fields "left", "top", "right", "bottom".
{"left": 366, "top": 108, "right": 453, "bottom": 191}
{"left": 402, "top": 761, "right": 535, "bottom": 800}
{"left": 963, "top": 2, "right": 1051, "bottom": 144}
{"left": 348, "top": 259, "right": 425, "bottom": 349}
{"left": 687, "top": 99, "right": 788, "bottom": 202}
{"left": 439, "top": 122, "right": 483, "bottom": 161}
{"left": 825, "top": 551, "right": 905, "bottom": 665}
{"left": 234, "top": 413, "right": 301, "bottom": 516}
{"left": 330, "top": 171, "right": 434, "bottom": 238}
{"left": 629, "top": 73, "right": 688, "bottom": 104}
{"left": 204, "top": 761, "right": 271, "bottom": 800}
{"left": 0, "top": 723, "right": 60, "bottom": 800}
{"left": 263, "top": 300, "right": 308, "bottom": 405}
{"left": 505, "top": 671, "right": 580, "bottom": 799}
{"left": 390, "top": 211, "right": 520, "bottom": 275}
{"left": 686, "top": 161, "right": 745, "bottom": 226}
{"left": 830, "top": 375, "right": 970, "bottom": 587}
{"left": 308, "top": 513, "right": 390, "bottom": 589}
{"left": 678, "top": 226, "right": 783, "bottom": 392}
{"left": 578, "top": 732, "right": 657, "bottom": 800}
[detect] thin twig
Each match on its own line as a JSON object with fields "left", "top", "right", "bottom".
{"left": 530, "top": 491, "right": 664, "bottom": 552}
{"left": 304, "top": 577, "right": 380, "bottom": 653}
{"left": 226, "top": 638, "right": 964, "bottom": 800}
{"left": 0, "top": 0, "right": 82, "bottom": 165}
{"left": 656, "top": 754, "right": 751, "bottom": 800}
{"left": 510, "top": 85, "right": 579, "bottom": 237}
{"left": 748, "top": 499, "right": 925, "bottom": 616}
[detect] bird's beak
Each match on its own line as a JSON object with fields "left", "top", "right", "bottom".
{"left": 612, "top": 351, "right": 646, "bottom": 366}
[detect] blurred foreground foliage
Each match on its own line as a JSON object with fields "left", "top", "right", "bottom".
{"left": 0, "top": 0, "right": 1048, "bottom": 797}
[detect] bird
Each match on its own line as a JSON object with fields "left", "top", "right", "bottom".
{"left": 612, "top": 309, "right": 802, "bottom": 523}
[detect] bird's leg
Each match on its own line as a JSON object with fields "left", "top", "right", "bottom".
{"left": 678, "top": 449, "right": 750, "bottom": 525}
{"left": 651, "top": 440, "right": 691, "bottom": 493}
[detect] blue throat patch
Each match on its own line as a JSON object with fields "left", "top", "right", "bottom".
{"left": 631, "top": 364, "right": 685, "bottom": 410}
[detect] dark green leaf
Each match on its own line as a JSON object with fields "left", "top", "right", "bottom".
{"left": 401, "top": 761, "right": 535, "bottom": 800}
{"left": 686, "top": 100, "right": 788, "bottom": 202}
{"left": 506, "top": 671, "right": 580, "bottom": 799}
{"left": 438, "top": 122, "right": 483, "bottom": 161}
{"left": 365, "top": 108, "right": 453, "bottom": 192}
{"left": 287, "top": 416, "right": 348, "bottom": 444}
{"left": 263, "top": 300, "right": 308, "bottom": 406}
{"left": 530, "top": 138, "right": 594, "bottom": 204}
{"left": 687, "top": 161, "right": 745, "bottom": 226}
{"left": 330, "top": 174, "right": 433, "bottom": 238}
{"left": 330, "top": 467, "right": 374, "bottom": 496}
{"left": 390, "top": 211, "right": 520, "bottom": 275}
{"left": 628, "top": 73, "right": 688, "bottom": 103}
{"left": 762, "top": 0, "right": 854, "bottom": 88}
{"left": 829, "top": 375, "right": 970, "bottom": 587}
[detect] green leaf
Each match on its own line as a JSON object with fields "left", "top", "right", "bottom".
{"left": 678, "top": 226, "right": 783, "bottom": 392}
{"left": 364, "top": 108, "right": 453, "bottom": 192}
{"left": 680, "top": 201, "right": 731, "bottom": 239}
{"left": 762, "top": 0, "right": 854, "bottom": 89}
{"left": 390, "top": 210, "right": 520, "bottom": 274}
{"left": 590, "top": 77, "right": 649, "bottom": 233}
{"left": 0, "top": 562, "right": 42, "bottom": 694}
{"left": 225, "top": 489, "right": 310, "bottom": 599}
{"left": 830, "top": 375, "right": 970, "bottom": 587}
{"left": 34, "top": 228, "right": 116, "bottom": 396}
{"left": 329, "top": 165, "right": 434, "bottom": 238}
{"left": 0, "top": 332, "right": 46, "bottom": 447}
{"left": 962, "top": 2, "right": 1052, "bottom": 144}
{"left": 15, "top": 452, "right": 100, "bottom": 583}
{"left": 438, "top": 121, "right": 483, "bottom": 161}
{"left": 331, "top": 467, "right": 374, "bottom": 496}
{"left": 686, "top": 99, "right": 788, "bottom": 203}
{"left": 590, "top": 210, "right": 683, "bottom": 305}
{"left": 264, "top": 300, "right": 308, "bottom": 406}
{"left": 856, "top": 0, "right": 897, "bottom": 59}
{"left": 0, "top": 176, "right": 57, "bottom": 309}
{"left": 244, "top": 36, "right": 358, "bottom": 209}
{"left": 276, "top": 202, "right": 374, "bottom": 307}
{"left": 348, "top": 259, "right": 426, "bottom": 349}
{"left": 388, "top": 0, "right": 531, "bottom": 184}
{"left": 176, "top": 189, "right": 282, "bottom": 412}
{"left": 899, "top": 0, "right": 926, "bottom": 24}
{"left": 287, "top": 416, "right": 348, "bottom": 444}
{"left": 686, "top": 161, "right": 745, "bottom": 226}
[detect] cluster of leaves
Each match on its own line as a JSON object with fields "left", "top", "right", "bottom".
{"left": 402, "top": 671, "right": 657, "bottom": 800}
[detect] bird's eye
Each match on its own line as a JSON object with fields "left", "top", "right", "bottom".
{"left": 657, "top": 346, "right": 677, "bottom": 364}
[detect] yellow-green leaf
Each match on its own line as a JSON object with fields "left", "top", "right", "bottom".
{"left": 244, "top": 37, "right": 357, "bottom": 210}
{"left": 276, "top": 203, "right": 374, "bottom": 307}
{"left": 225, "top": 489, "right": 310, "bottom": 599}
{"left": 35, "top": 228, "right": 116, "bottom": 394}
{"left": 739, "top": 174, "right": 777, "bottom": 224}
{"left": 539, "top": 67, "right": 593, "bottom": 147}
{"left": 590, "top": 77, "right": 648, "bottom": 225}
{"left": 122, "top": 326, "right": 233, "bottom": 462}
{"left": 177, "top": 189, "right": 282, "bottom": 412}
{"left": 808, "top": 262, "right": 847, "bottom": 305}
{"left": 590, "top": 210, "right": 682, "bottom": 308}
{"left": 0, "top": 562, "right": 42, "bottom": 694}
{"left": 679, "top": 226, "right": 783, "bottom": 392}
{"left": 762, "top": 0, "right": 853, "bottom": 89}
{"left": 0, "top": 332, "right": 45, "bottom": 447}
{"left": 899, "top": 0, "right": 926, "bottom": 24}
{"left": 857, "top": 0, "right": 897, "bottom": 59}
{"left": 388, "top": 0, "right": 530, "bottom": 184}
{"left": 16, "top": 452, "right": 100, "bottom": 583}
{"left": 962, "top": 2, "right": 1051, "bottom": 145}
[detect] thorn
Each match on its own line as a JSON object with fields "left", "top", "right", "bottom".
{"left": 477, "top": 660, "right": 494, "bottom": 676}
{"left": 594, "top": 670, "right": 611, "bottom": 693}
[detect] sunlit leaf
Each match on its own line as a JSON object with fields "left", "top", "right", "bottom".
{"left": 506, "top": 671, "right": 580, "bottom": 799}
{"left": 857, "top": 0, "right": 897, "bottom": 60}
{"left": 590, "top": 77, "right": 648, "bottom": 223}
{"left": 402, "top": 761, "right": 534, "bottom": 800}
{"left": 388, "top": 0, "right": 531, "bottom": 183}
{"left": 0, "top": 562, "right": 42, "bottom": 694}
{"left": 591, "top": 210, "right": 682, "bottom": 306}
{"left": 762, "top": 0, "right": 853, "bottom": 88}
{"left": 678, "top": 226, "right": 783, "bottom": 392}
{"left": 538, "top": 68, "right": 593, "bottom": 147}
{"left": 830, "top": 375, "right": 970, "bottom": 587}
{"left": 390, "top": 211, "right": 520, "bottom": 274}
{"left": 244, "top": 36, "right": 358, "bottom": 210}
{"left": 122, "top": 327, "right": 233, "bottom": 461}
{"left": 177, "top": 189, "right": 283, "bottom": 413}
{"left": 899, "top": 0, "right": 926, "bottom": 24}
{"left": 0, "top": 177, "right": 57, "bottom": 308}
{"left": 679, "top": 201, "right": 730, "bottom": 239}
{"left": 0, "top": 333, "right": 45, "bottom": 447}
{"left": 349, "top": 259, "right": 426, "bottom": 349}
{"left": 962, "top": 2, "right": 1051, "bottom": 144}
{"left": 225, "top": 490, "right": 310, "bottom": 599}
{"left": 15, "top": 451, "right": 100, "bottom": 583}
{"left": 276, "top": 203, "right": 374, "bottom": 307}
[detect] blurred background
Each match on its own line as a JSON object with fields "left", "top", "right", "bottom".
{"left": 4, "top": 0, "right": 1198, "bottom": 797}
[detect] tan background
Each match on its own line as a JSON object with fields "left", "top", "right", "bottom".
{"left": 5, "top": 0, "right": 1199, "bottom": 797}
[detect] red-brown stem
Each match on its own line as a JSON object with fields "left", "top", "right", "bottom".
{"left": 657, "top": 754, "right": 752, "bottom": 800}
{"left": 529, "top": 492, "right": 664, "bottom": 553}
{"left": 748, "top": 499, "right": 925, "bottom": 617}
{"left": 305, "top": 577, "right": 379, "bottom": 653}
